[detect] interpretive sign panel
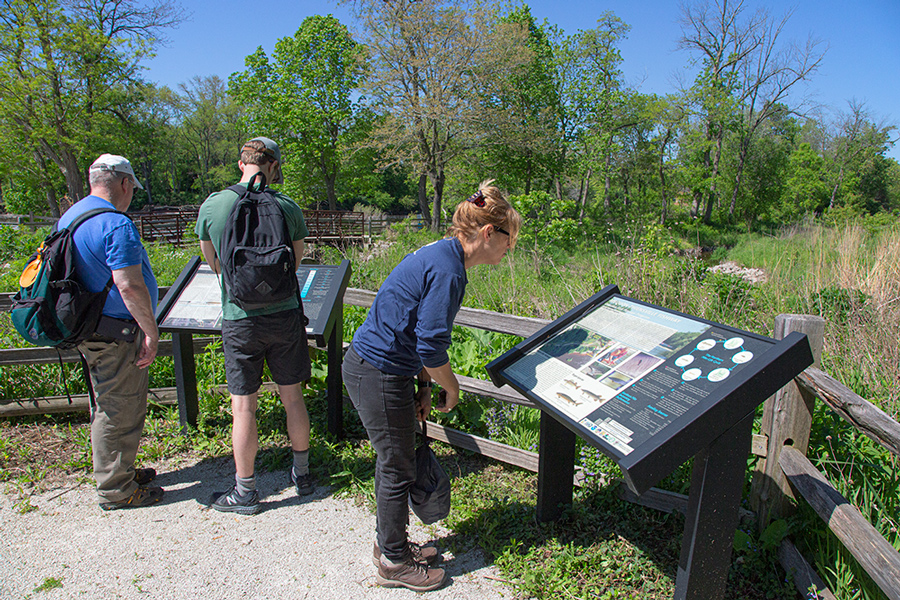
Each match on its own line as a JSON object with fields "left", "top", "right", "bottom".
{"left": 157, "top": 257, "right": 352, "bottom": 345}
{"left": 486, "top": 285, "right": 812, "bottom": 495}
{"left": 158, "top": 262, "right": 223, "bottom": 330}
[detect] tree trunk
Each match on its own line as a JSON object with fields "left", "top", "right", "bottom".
{"left": 658, "top": 157, "right": 668, "bottom": 225}
{"left": 703, "top": 130, "right": 725, "bottom": 224}
{"left": 603, "top": 151, "right": 612, "bottom": 209}
{"left": 61, "top": 151, "right": 85, "bottom": 204}
{"left": 141, "top": 159, "right": 153, "bottom": 207}
{"left": 578, "top": 168, "right": 592, "bottom": 222}
{"left": 417, "top": 173, "right": 431, "bottom": 228}
{"left": 430, "top": 169, "right": 445, "bottom": 233}
{"left": 729, "top": 137, "right": 750, "bottom": 217}
{"left": 829, "top": 165, "right": 844, "bottom": 209}
{"left": 554, "top": 177, "right": 563, "bottom": 202}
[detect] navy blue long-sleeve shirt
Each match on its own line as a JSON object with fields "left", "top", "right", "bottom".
{"left": 352, "top": 238, "right": 467, "bottom": 376}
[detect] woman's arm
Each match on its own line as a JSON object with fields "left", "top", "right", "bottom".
{"left": 424, "top": 362, "right": 460, "bottom": 412}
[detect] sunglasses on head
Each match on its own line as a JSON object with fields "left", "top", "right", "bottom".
{"left": 466, "top": 190, "right": 485, "bottom": 207}
{"left": 467, "top": 190, "right": 509, "bottom": 236}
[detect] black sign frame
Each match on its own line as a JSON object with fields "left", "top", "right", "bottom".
{"left": 155, "top": 257, "right": 352, "bottom": 438}
{"left": 485, "top": 284, "right": 813, "bottom": 496}
{"left": 157, "top": 258, "right": 351, "bottom": 346}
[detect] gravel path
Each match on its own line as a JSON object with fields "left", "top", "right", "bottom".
{"left": 0, "top": 456, "right": 512, "bottom": 599}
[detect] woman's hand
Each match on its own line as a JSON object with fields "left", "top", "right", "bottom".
{"left": 435, "top": 388, "right": 459, "bottom": 413}
{"left": 415, "top": 386, "right": 433, "bottom": 422}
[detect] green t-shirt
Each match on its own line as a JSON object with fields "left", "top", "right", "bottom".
{"left": 195, "top": 183, "right": 309, "bottom": 321}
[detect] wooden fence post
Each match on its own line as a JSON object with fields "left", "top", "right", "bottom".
{"left": 750, "top": 314, "right": 826, "bottom": 529}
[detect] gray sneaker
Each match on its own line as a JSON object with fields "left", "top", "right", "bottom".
{"left": 372, "top": 542, "right": 441, "bottom": 567}
{"left": 290, "top": 472, "right": 316, "bottom": 496}
{"left": 210, "top": 486, "right": 260, "bottom": 515}
{"left": 376, "top": 556, "right": 446, "bottom": 592}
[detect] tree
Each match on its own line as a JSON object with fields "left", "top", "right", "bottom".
{"left": 823, "top": 101, "right": 897, "bottom": 212}
{"left": 478, "top": 5, "right": 559, "bottom": 195}
{"left": 553, "top": 13, "right": 632, "bottom": 221}
{"left": 0, "top": 0, "right": 183, "bottom": 215}
{"left": 678, "top": 0, "right": 762, "bottom": 223}
{"left": 726, "top": 6, "right": 825, "bottom": 218}
{"left": 344, "top": 0, "right": 526, "bottom": 230}
{"left": 173, "top": 76, "right": 245, "bottom": 198}
{"left": 647, "top": 94, "right": 687, "bottom": 224}
{"left": 778, "top": 142, "right": 827, "bottom": 220}
{"left": 230, "top": 15, "right": 366, "bottom": 210}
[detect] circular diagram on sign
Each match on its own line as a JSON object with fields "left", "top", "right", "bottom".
{"left": 682, "top": 368, "right": 702, "bottom": 381}
{"left": 696, "top": 339, "right": 716, "bottom": 351}
{"left": 708, "top": 368, "right": 730, "bottom": 382}
{"left": 724, "top": 337, "right": 744, "bottom": 350}
{"left": 732, "top": 350, "right": 754, "bottom": 364}
{"left": 675, "top": 354, "right": 695, "bottom": 367}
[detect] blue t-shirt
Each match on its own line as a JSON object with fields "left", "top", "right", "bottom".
{"left": 57, "top": 196, "right": 158, "bottom": 320}
{"left": 352, "top": 237, "right": 467, "bottom": 376}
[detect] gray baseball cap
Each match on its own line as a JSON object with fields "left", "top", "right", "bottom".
{"left": 89, "top": 154, "right": 144, "bottom": 189}
{"left": 242, "top": 136, "right": 283, "bottom": 184}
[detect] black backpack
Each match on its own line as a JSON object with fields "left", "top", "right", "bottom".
{"left": 10, "top": 207, "right": 122, "bottom": 348}
{"left": 220, "top": 172, "right": 299, "bottom": 310}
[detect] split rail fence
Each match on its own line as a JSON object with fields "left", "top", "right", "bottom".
{"left": 1, "top": 291, "right": 899, "bottom": 599}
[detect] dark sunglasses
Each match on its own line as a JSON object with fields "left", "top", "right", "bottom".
{"left": 494, "top": 225, "right": 510, "bottom": 237}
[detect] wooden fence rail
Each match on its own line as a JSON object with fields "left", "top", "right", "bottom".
{"left": 780, "top": 446, "right": 900, "bottom": 600}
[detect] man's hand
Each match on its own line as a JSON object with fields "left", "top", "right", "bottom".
{"left": 135, "top": 333, "right": 158, "bottom": 369}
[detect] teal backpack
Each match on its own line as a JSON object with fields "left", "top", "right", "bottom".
{"left": 10, "top": 208, "right": 120, "bottom": 348}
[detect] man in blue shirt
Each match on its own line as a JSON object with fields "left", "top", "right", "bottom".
{"left": 58, "top": 153, "right": 162, "bottom": 510}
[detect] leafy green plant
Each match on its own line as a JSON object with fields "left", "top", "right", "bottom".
{"left": 32, "top": 577, "right": 63, "bottom": 593}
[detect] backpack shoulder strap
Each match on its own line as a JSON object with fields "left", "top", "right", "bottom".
{"left": 64, "top": 207, "right": 127, "bottom": 233}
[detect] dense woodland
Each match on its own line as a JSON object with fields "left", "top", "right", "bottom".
{"left": 0, "top": 0, "right": 897, "bottom": 233}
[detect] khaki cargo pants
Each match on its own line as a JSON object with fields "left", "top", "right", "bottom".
{"left": 78, "top": 334, "right": 149, "bottom": 503}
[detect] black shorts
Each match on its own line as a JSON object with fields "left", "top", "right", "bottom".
{"left": 221, "top": 307, "right": 311, "bottom": 395}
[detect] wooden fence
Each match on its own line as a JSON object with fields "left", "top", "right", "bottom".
{"left": 131, "top": 207, "right": 200, "bottom": 247}
{"left": 303, "top": 210, "right": 365, "bottom": 245}
{"left": 2, "top": 290, "right": 899, "bottom": 599}
{"left": 1, "top": 209, "right": 373, "bottom": 247}
{"left": 0, "top": 213, "right": 57, "bottom": 230}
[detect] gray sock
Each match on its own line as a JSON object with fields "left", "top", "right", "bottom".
{"left": 236, "top": 474, "right": 256, "bottom": 496}
{"left": 292, "top": 449, "right": 310, "bottom": 479}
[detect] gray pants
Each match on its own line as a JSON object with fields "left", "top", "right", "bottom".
{"left": 78, "top": 334, "right": 149, "bottom": 502}
{"left": 342, "top": 344, "right": 417, "bottom": 562}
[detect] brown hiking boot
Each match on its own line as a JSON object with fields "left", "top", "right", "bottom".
{"left": 372, "top": 542, "right": 441, "bottom": 567}
{"left": 376, "top": 556, "right": 446, "bottom": 592}
{"left": 134, "top": 467, "right": 156, "bottom": 485}
{"left": 99, "top": 486, "right": 164, "bottom": 511}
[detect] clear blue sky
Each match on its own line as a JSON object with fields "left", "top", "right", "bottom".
{"left": 144, "top": 0, "right": 900, "bottom": 159}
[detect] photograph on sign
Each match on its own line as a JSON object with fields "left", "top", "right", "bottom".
{"left": 499, "top": 296, "right": 773, "bottom": 458}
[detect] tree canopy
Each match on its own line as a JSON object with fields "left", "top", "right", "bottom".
{"left": 0, "top": 0, "right": 896, "bottom": 234}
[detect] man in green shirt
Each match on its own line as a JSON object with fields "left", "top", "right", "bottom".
{"left": 195, "top": 137, "right": 315, "bottom": 514}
